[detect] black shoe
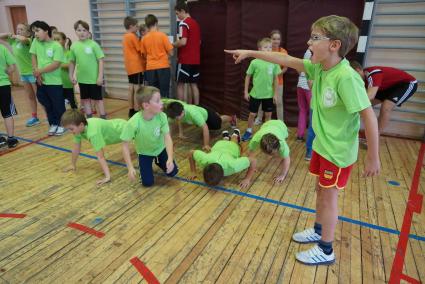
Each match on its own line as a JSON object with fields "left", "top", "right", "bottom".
{"left": 0, "top": 136, "right": 6, "bottom": 148}
{"left": 7, "top": 137, "right": 18, "bottom": 148}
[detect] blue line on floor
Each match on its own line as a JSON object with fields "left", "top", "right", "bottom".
{"left": 3, "top": 133, "right": 425, "bottom": 243}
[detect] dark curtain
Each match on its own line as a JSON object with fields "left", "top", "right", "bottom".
{"left": 189, "top": 0, "right": 364, "bottom": 125}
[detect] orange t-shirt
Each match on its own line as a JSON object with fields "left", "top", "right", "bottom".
{"left": 273, "top": 47, "right": 287, "bottom": 85}
{"left": 122, "top": 32, "right": 145, "bottom": 75}
{"left": 140, "top": 31, "right": 173, "bottom": 70}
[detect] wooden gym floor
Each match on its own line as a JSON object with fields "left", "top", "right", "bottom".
{"left": 0, "top": 87, "right": 424, "bottom": 283}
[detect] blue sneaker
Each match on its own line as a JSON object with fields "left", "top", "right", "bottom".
{"left": 241, "top": 131, "right": 252, "bottom": 142}
{"left": 26, "top": 117, "right": 40, "bottom": 127}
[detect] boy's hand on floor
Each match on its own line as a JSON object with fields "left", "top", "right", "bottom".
{"left": 128, "top": 168, "right": 137, "bottom": 181}
{"left": 240, "top": 178, "right": 251, "bottom": 189}
{"left": 166, "top": 159, "right": 174, "bottom": 174}
{"left": 273, "top": 174, "right": 286, "bottom": 184}
{"left": 187, "top": 174, "right": 197, "bottom": 180}
{"left": 63, "top": 165, "right": 76, "bottom": 172}
{"left": 202, "top": 145, "right": 211, "bottom": 152}
{"left": 96, "top": 177, "right": 111, "bottom": 186}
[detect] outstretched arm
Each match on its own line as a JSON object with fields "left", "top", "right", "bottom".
{"left": 201, "top": 124, "right": 211, "bottom": 151}
{"left": 188, "top": 150, "right": 197, "bottom": 180}
{"left": 240, "top": 156, "right": 257, "bottom": 189}
{"left": 225, "top": 50, "right": 305, "bottom": 73}
{"left": 274, "top": 156, "right": 290, "bottom": 184}
{"left": 360, "top": 107, "right": 380, "bottom": 177}
{"left": 95, "top": 149, "right": 111, "bottom": 185}
{"left": 122, "top": 141, "right": 137, "bottom": 181}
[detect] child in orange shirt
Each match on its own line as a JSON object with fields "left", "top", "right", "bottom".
{"left": 122, "top": 16, "right": 145, "bottom": 118}
{"left": 140, "top": 14, "right": 173, "bottom": 98}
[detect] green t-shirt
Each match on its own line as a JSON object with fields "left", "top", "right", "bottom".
{"left": 246, "top": 59, "right": 281, "bottom": 99}
{"left": 69, "top": 39, "right": 105, "bottom": 84}
{"left": 61, "top": 49, "right": 73, "bottom": 88}
{"left": 120, "top": 111, "right": 169, "bottom": 156}
{"left": 8, "top": 37, "right": 32, "bottom": 75}
{"left": 248, "top": 120, "right": 290, "bottom": 158}
{"left": 0, "top": 44, "right": 16, "bottom": 86}
{"left": 193, "top": 140, "right": 250, "bottom": 176}
{"left": 29, "top": 39, "right": 63, "bottom": 85}
{"left": 182, "top": 104, "right": 208, "bottom": 127}
{"left": 73, "top": 118, "right": 126, "bottom": 152}
{"left": 303, "top": 58, "right": 371, "bottom": 167}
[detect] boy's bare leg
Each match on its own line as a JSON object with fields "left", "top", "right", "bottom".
{"left": 95, "top": 99, "right": 106, "bottom": 116}
{"left": 4, "top": 116, "right": 14, "bottom": 137}
{"left": 177, "top": 82, "right": 185, "bottom": 102}
{"left": 247, "top": 112, "right": 256, "bottom": 129}
{"left": 82, "top": 99, "right": 92, "bottom": 115}
{"left": 190, "top": 83, "right": 200, "bottom": 105}
{"left": 276, "top": 85, "right": 284, "bottom": 121}
{"left": 316, "top": 186, "right": 338, "bottom": 242}
{"left": 264, "top": 111, "right": 272, "bottom": 122}
{"left": 23, "top": 82, "right": 38, "bottom": 116}
{"left": 377, "top": 100, "right": 395, "bottom": 135}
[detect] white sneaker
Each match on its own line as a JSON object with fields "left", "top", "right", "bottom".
{"left": 254, "top": 117, "right": 262, "bottom": 125}
{"left": 54, "top": 126, "right": 66, "bottom": 136}
{"left": 296, "top": 244, "right": 335, "bottom": 265}
{"left": 292, "top": 228, "right": 321, "bottom": 243}
{"left": 48, "top": 125, "right": 58, "bottom": 136}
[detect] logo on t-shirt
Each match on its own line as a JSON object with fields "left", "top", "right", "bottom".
{"left": 16, "top": 42, "right": 23, "bottom": 49}
{"left": 153, "top": 127, "right": 161, "bottom": 137}
{"left": 268, "top": 65, "right": 273, "bottom": 75}
{"left": 85, "top": 47, "right": 93, "bottom": 54}
{"left": 323, "top": 87, "right": 337, "bottom": 107}
{"left": 46, "top": 48, "right": 54, "bottom": 58}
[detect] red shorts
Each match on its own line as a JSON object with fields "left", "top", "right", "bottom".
{"left": 309, "top": 151, "right": 353, "bottom": 189}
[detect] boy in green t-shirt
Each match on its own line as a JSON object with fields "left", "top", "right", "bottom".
{"left": 0, "top": 44, "right": 19, "bottom": 148}
{"left": 242, "top": 37, "right": 281, "bottom": 142}
{"left": 226, "top": 15, "right": 380, "bottom": 265}
{"left": 61, "top": 109, "right": 126, "bottom": 186}
{"left": 164, "top": 99, "right": 237, "bottom": 151}
{"left": 69, "top": 20, "right": 106, "bottom": 119}
{"left": 248, "top": 120, "right": 290, "bottom": 183}
{"left": 0, "top": 23, "right": 40, "bottom": 126}
{"left": 188, "top": 129, "right": 257, "bottom": 188}
{"left": 121, "top": 86, "right": 178, "bottom": 187}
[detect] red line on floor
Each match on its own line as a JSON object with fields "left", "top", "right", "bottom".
{"left": 0, "top": 213, "right": 26, "bottom": 218}
{"left": 130, "top": 257, "right": 160, "bottom": 284}
{"left": 0, "top": 135, "right": 50, "bottom": 157}
{"left": 389, "top": 142, "right": 425, "bottom": 284}
{"left": 67, "top": 222, "right": 105, "bottom": 238}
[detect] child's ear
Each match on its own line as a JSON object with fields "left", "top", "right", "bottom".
{"left": 330, "top": 39, "right": 342, "bottom": 52}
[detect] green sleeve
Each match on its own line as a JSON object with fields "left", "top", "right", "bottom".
{"left": 160, "top": 112, "right": 170, "bottom": 134}
{"left": 93, "top": 41, "right": 105, "bottom": 59}
{"left": 230, "top": 157, "right": 250, "bottom": 174}
{"left": 188, "top": 107, "right": 206, "bottom": 127}
{"left": 273, "top": 64, "right": 281, "bottom": 76}
{"left": 338, "top": 74, "right": 371, "bottom": 114}
{"left": 29, "top": 39, "right": 36, "bottom": 55}
{"left": 279, "top": 141, "right": 290, "bottom": 158}
{"left": 246, "top": 60, "right": 255, "bottom": 75}
{"left": 4, "top": 47, "right": 15, "bottom": 65}
{"left": 89, "top": 131, "right": 106, "bottom": 152}
{"left": 303, "top": 59, "right": 315, "bottom": 81}
{"left": 53, "top": 43, "right": 64, "bottom": 63}
{"left": 248, "top": 132, "right": 261, "bottom": 152}
{"left": 69, "top": 47, "right": 76, "bottom": 61}
{"left": 120, "top": 118, "right": 137, "bottom": 142}
{"left": 193, "top": 150, "right": 208, "bottom": 168}
{"left": 73, "top": 134, "right": 82, "bottom": 144}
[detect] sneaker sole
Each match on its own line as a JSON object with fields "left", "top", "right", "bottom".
{"left": 26, "top": 121, "right": 41, "bottom": 127}
{"left": 295, "top": 258, "right": 335, "bottom": 266}
{"left": 292, "top": 238, "right": 320, "bottom": 244}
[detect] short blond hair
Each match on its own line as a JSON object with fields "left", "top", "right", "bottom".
{"left": 312, "top": 15, "right": 358, "bottom": 57}
{"left": 257, "top": 37, "right": 272, "bottom": 48}
{"left": 61, "top": 109, "right": 87, "bottom": 126}
{"left": 136, "top": 86, "right": 160, "bottom": 108}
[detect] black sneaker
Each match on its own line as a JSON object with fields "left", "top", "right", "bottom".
{"left": 7, "top": 137, "right": 18, "bottom": 148}
{"left": 0, "top": 136, "right": 6, "bottom": 148}
{"left": 222, "top": 130, "right": 230, "bottom": 140}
